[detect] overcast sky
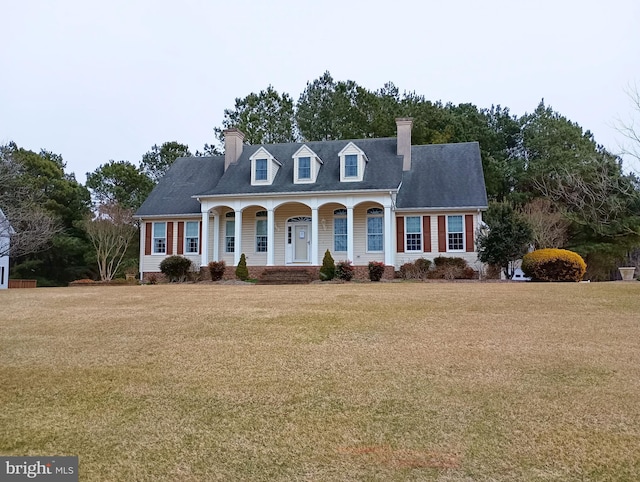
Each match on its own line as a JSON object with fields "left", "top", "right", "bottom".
{"left": 2, "top": 0, "right": 639, "bottom": 183}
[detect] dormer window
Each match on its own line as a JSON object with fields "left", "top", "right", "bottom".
{"left": 255, "top": 159, "right": 268, "bottom": 181}
{"left": 338, "top": 142, "right": 367, "bottom": 182}
{"left": 292, "top": 145, "right": 323, "bottom": 184}
{"left": 250, "top": 147, "right": 281, "bottom": 185}
{"left": 298, "top": 157, "right": 311, "bottom": 180}
{"left": 344, "top": 155, "right": 358, "bottom": 178}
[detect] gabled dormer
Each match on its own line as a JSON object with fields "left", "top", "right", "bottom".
{"left": 338, "top": 142, "right": 368, "bottom": 182}
{"left": 250, "top": 147, "right": 281, "bottom": 185}
{"left": 292, "top": 145, "right": 323, "bottom": 184}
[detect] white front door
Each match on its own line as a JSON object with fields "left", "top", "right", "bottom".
{"left": 294, "top": 224, "right": 309, "bottom": 262}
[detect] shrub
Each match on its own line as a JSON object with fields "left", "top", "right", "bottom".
{"left": 368, "top": 261, "right": 386, "bottom": 282}
{"left": 399, "top": 258, "right": 432, "bottom": 280}
{"left": 159, "top": 255, "right": 193, "bottom": 282}
{"left": 208, "top": 261, "right": 226, "bottom": 281}
{"left": 147, "top": 274, "right": 158, "bottom": 285}
{"left": 235, "top": 253, "right": 249, "bottom": 281}
{"left": 336, "top": 260, "right": 354, "bottom": 281}
{"left": 521, "top": 248, "right": 586, "bottom": 282}
{"left": 319, "top": 250, "right": 336, "bottom": 281}
{"left": 429, "top": 257, "right": 474, "bottom": 280}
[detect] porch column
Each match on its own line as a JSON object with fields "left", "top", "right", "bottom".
{"left": 311, "top": 207, "right": 319, "bottom": 265}
{"left": 201, "top": 210, "right": 209, "bottom": 267}
{"left": 267, "top": 209, "right": 275, "bottom": 266}
{"left": 384, "top": 206, "right": 393, "bottom": 265}
{"left": 347, "top": 206, "right": 354, "bottom": 262}
{"left": 213, "top": 214, "right": 220, "bottom": 262}
{"left": 234, "top": 209, "right": 242, "bottom": 266}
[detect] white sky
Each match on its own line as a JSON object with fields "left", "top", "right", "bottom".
{"left": 2, "top": 0, "right": 639, "bottom": 183}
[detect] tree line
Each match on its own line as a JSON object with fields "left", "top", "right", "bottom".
{"left": 1, "top": 72, "right": 638, "bottom": 284}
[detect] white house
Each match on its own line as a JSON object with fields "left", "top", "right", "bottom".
{"left": 0, "top": 208, "right": 14, "bottom": 289}
{"left": 135, "top": 118, "right": 488, "bottom": 280}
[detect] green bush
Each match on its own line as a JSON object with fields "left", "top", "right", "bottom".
{"left": 336, "top": 260, "right": 354, "bottom": 281}
{"left": 235, "top": 254, "right": 249, "bottom": 281}
{"left": 159, "top": 255, "right": 193, "bottom": 282}
{"left": 368, "top": 261, "right": 385, "bottom": 282}
{"left": 320, "top": 250, "right": 336, "bottom": 281}
{"left": 522, "top": 248, "right": 586, "bottom": 282}
{"left": 208, "top": 261, "right": 226, "bottom": 281}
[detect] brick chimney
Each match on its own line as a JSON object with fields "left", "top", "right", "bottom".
{"left": 396, "top": 118, "right": 413, "bottom": 171}
{"left": 224, "top": 128, "right": 245, "bottom": 171}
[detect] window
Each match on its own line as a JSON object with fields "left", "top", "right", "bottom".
{"left": 333, "top": 209, "right": 347, "bottom": 252}
{"left": 298, "top": 156, "right": 311, "bottom": 180}
{"left": 255, "top": 159, "right": 267, "bottom": 181}
{"left": 367, "top": 208, "right": 383, "bottom": 252}
{"left": 448, "top": 215, "right": 464, "bottom": 250}
{"left": 153, "top": 222, "right": 166, "bottom": 254}
{"left": 405, "top": 216, "right": 422, "bottom": 251}
{"left": 225, "top": 212, "right": 235, "bottom": 253}
{"left": 256, "top": 211, "right": 267, "bottom": 253}
{"left": 185, "top": 221, "right": 199, "bottom": 253}
{"left": 344, "top": 154, "right": 358, "bottom": 178}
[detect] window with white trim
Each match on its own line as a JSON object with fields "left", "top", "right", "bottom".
{"left": 447, "top": 215, "right": 464, "bottom": 251}
{"left": 366, "top": 208, "right": 383, "bottom": 252}
{"left": 153, "top": 222, "right": 166, "bottom": 254}
{"left": 255, "top": 159, "right": 267, "bottom": 181}
{"left": 225, "top": 212, "right": 235, "bottom": 253}
{"left": 405, "top": 216, "right": 422, "bottom": 251}
{"left": 255, "top": 211, "right": 267, "bottom": 253}
{"left": 344, "top": 154, "right": 358, "bottom": 178}
{"left": 185, "top": 221, "right": 199, "bottom": 254}
{"left": 333, "top": 209, "right": 347, "bottom": 252}
{"left": 298, "top": 156, "right": 311, "bottom": 180}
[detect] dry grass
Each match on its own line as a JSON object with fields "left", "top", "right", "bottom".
{"left": 1, "top": 282, "right": 639, "bottom": 481}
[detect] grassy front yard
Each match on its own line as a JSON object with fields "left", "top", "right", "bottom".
{"left": 1, "top": 282, "right": 639, "bottom": 481}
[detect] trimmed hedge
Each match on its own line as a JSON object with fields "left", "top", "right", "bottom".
{"left": 160, "top": 255, "right": 193, "bottom": 282}
{"left": 521, "top": 248, "right": 586, "bottom": 282}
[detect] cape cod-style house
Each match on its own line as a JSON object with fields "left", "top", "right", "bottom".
{"left": 135, "top": 118, "right": 488, "bottom": 280}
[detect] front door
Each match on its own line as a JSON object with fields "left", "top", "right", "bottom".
{"left": 294, "top": 224, "right": 309, "bottom": 262}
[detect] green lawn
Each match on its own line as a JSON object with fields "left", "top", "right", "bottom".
{"left": 1, "top": 282, "right": 639, "bottom": 481}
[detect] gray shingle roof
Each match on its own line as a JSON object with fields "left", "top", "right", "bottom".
{"left": 198, "top": 138, "right": 403, "bottom": 196}
{"left": 135, "top": 138, "right": 487, "bottom": 217}
{"left": 135, "top": 156, "right": 225, "bottom": 216}
{"left": 396, "top": 142, "right": 488, "bottom": 209}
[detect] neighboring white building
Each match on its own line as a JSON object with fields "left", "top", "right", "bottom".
{"left": 0, "top": 209, "right": 14, "bottom": 289}
{"left": 135, "top": 119, "right": 489, "bottom": 280}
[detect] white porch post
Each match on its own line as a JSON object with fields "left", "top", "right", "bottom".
{"left": 213, "top": 214, "right": 220, "bottom": 262}
{"left": 311, "top": 207, "right": 319, "bottom": 265}
{"left": 139, "top": 220, "right": 145, "bottom": 279}
{"left": 347, "top": 206, "right": 354, "bottom": 262}
{"left": 234, "top": 209, "right": 243, "bottom": 266}
{"left": 384, "top": 206, "right": 394, "bottom": 265}
{"left": 201, "top": 211, "right": 209, "bottom": 267}
{"left": 267, "top": 209, "right": 275, "bottom": 266}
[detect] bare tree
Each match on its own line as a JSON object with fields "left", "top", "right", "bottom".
{"left": 0, "top": 148, "right": 61, "bottom": 257}
{"left": 616, "top": 83, "right": 640, "bottom": 170}
{"left": 83, "top": 203, "right": 137, "bottom": 281}
{"left": 519, "top": 198, "right": 570, "bottom": 249}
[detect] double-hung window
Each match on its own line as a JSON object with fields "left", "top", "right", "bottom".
{"left": 255, "top": 211, "right": 267, "bottom": 253}
{"left": 344, "top": 154, "right": 358, "bottom": 178}
{"left": 153, "top": 222, "right": 166, "bottom": 254}
{"left": 367, "top": 208, "right": 383, "bottom": 252}
{"left": 333, "top": 209, "right": 347, "bottom": 252}
{"left": 447, "top": 215, "right": 464, "bottom": 251}
{"left": 185, "top": 221, "right": 199, "bottom": 254}
{"left": 405, "top": 216, "right": 422, "bottom": 251}
{"left": 255, "top": 159, "right": 268, "bottom": 181}
{"left": 225, "top": 212, "right": 235, "bottom": 253}
{"left": 298, "top": 156, "right": 311, "bottom": 180}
